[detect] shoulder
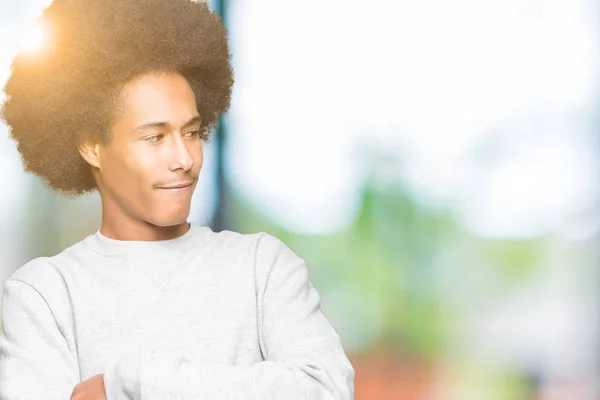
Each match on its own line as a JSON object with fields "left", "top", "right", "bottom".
{"left": 254, "top": 232, "right": 303, "bottom": 263}
{"left": 4, "top": 239, "right": 87, "bottom": 299}
{"left": 5, "top": 258, "right": 64, "bottom": 299}
{"left": 2, "top": 256, "right": 71, "bottom": 324}
{"left": 201, "top": 227, "right": 266, "bottom": 257}
{"left": 195, "top": 227, "right": 305, "bottom": 277}
{"left": 201, "top": 228, "right": 300, "bottom": 264}
{"left": 6, "top": 256, "right": 53, "bottom": 287}
{"left": 251, "top": 233, "right": 308, "bottom": 287}
{"left": 211, "top": 229, "right": 298, "bottom": 257}
{"left": 2, "top": 255, "right": 77, "bottom": 346}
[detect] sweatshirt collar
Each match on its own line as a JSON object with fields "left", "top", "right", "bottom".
{"left": 84, "top": 221, "right": 211, "bottom": 268}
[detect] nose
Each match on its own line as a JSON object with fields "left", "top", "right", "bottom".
{"left": 168, "top": 135, "right": 194, "bottom": 172}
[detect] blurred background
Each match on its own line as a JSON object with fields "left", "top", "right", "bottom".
{"left": 1, "top": 0, "right": 599, "bottom": 398}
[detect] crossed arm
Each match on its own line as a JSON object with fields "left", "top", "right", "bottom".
{"left": 0, "top": 235, "right": 355, "bottom": 399}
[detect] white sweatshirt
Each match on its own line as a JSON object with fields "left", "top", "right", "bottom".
{"left": 0, "top": 222, "right": 355, "bottom": 399}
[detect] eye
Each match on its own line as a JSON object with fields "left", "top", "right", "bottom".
{"left": 184, "top": 130, "right": 198, "bottom": 137}
{"left": 143, "top": 134, "right": 164, "bottom": 143}
{"left": 184, "top": 129, "right": 202, "bottom": 138}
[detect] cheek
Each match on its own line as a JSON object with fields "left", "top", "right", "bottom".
{"left": 126, "top": 156, "right": 157, "bottom": 196}
{"left": 105, "top": 149, "right": 154, "bottom": 200}
{"left": 124, "top": 162, "right": 161, "bottom": 217}
{"left": 195, "top": 144, "right": 204, "bottom": 170}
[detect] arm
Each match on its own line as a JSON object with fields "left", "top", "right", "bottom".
{"left": 103, "top": 233, "right": 355, "bottom": 400}
{"left": 0, "top": 279, "right": 80, "bottom": 400}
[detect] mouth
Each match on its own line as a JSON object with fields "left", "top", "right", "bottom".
{"left": 159, "top": 181, "right": 194, "bottom": 191}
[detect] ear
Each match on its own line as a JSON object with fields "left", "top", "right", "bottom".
{"left": 77, "top": 135, "right": 102, "bottom": 169}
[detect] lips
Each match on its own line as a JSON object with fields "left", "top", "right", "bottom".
{"left": 160, "top": 181, "right": 193, "bottom": 189}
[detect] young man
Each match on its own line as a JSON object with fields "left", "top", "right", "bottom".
{"left": 0, "top": 1, "right": 355, "bottom": 399}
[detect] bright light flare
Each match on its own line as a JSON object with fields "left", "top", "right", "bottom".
{"left": 19, "top": 21, "right": 48, "bottom": 54}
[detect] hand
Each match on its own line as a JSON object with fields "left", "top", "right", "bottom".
{"left": 71, "top": 373, "right": 107, "bottom": 400}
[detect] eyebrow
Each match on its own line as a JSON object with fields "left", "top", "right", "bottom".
{"left": 132, "top": 115, "right": 202, "bottom": 134}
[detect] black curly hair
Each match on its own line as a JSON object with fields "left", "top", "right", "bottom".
{"left": 0, "top": 0, "right": 234, "bottom": 199}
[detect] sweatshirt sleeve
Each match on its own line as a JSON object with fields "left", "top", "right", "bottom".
{"left": 104, "top": 233, "right": 355, "bottom": 400}
{"left": 0, "top": 279, "right": 80, "bottom": 400}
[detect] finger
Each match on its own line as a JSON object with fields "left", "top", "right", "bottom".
{"left": 71, "top": 383, "right": 85, "bottom": 399}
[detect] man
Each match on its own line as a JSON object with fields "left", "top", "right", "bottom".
{"left": 0, "top": 0, "right": 355, "bottom": 399}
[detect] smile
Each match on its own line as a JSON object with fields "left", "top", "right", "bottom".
{"left": 159, "top": 182, "right": 193, "bottom": 193}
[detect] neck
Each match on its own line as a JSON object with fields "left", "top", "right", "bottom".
{"left": 97, "top": 182, "right": 191, "bottom": 242}
{"left": 99, "top": 218, "right": 190, "bottom": 241}
{"left": 99, "top": 201, "right": 190, "bottom": 241}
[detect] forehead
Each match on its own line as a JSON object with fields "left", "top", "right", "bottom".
{"left": 117, "top": 72, "right": 198, "bottom": 122}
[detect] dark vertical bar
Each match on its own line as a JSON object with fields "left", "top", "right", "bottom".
{"left": 210, "top": 0, "right": 229, "bottom": 232}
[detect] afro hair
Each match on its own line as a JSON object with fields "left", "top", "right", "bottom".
{"left": 0, "top": 0, "right": 234, "bottom": 199}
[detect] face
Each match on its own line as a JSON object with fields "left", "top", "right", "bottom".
{"left": 92, "top": 71, "right": 204, "bottom": 228}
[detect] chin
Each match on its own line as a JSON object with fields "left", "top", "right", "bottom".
{"left": 150, "top": 211, "right": 190, "bottom": 228}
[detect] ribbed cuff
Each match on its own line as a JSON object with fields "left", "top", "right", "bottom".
{"left": 103, "top": 346, "right": 142, "bottom": 400}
